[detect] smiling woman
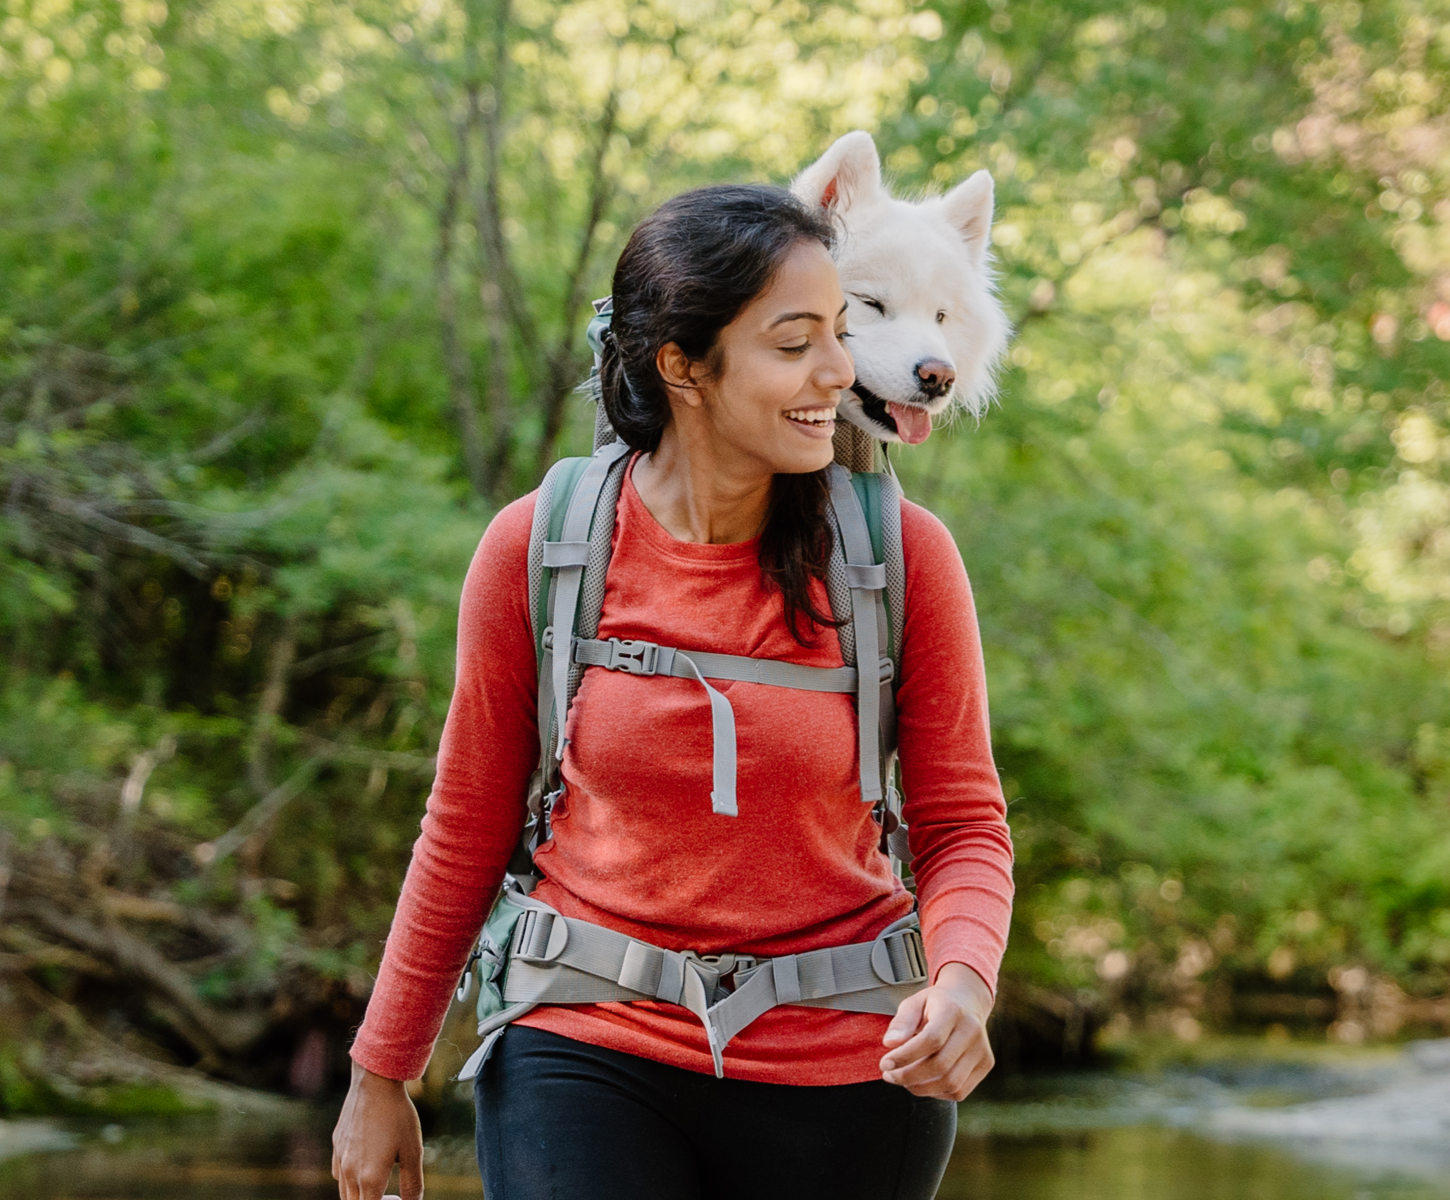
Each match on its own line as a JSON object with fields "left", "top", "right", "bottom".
{"left": 331, "top": 185, "right": 1013, "bottom": 1200}
{"left": 601, "top": 186, "right": 855, "bottom": 637}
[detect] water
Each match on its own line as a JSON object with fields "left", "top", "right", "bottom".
{"left": 4, "top": 1056, "right": 1449, "bottom": 1200}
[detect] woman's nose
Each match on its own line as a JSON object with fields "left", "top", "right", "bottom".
{"left": 820, "top": 336, "right": 855, "bottom": 390}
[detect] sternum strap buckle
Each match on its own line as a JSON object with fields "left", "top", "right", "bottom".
{"left": 604, "top": 637, "right": 659, "bottom": 676}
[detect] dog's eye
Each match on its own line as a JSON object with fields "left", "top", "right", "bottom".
{"left": 936, "top": 311, "right": 947, "bottom": 324}
{"left": 860, "top": 297, "right": 886, "bottom": 315}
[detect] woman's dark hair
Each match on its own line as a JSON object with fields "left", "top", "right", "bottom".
{"left": 600, "top": 184, "right": 840, "bottom": 642}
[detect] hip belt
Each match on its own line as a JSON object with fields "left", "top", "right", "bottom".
{"left": 458, "top": 890, "right": 928, "bottom": 1080}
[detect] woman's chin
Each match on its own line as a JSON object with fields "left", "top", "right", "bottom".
{"left": 769, "top": 438, "right": 837, "bottom": 475}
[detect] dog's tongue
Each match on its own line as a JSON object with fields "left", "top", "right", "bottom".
{"left": 888, "top": 403, "right": 933, "bottom": 445}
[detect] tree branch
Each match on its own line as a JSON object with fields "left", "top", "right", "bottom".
{"left": 473, "top": 0, "right": 541, "bottom": 367}
{"left": 246, "top": 616, "right": 299, "bottom": 799}
{"left": 435, "top": 98, "right": 490, "bottom": 496}
{"left": 534, "top": 89, "right": 620, "bottom": 474}
{"left": 197, "top": 757, "right": 323, "bottom": 870}
{"left": 18, "top": 900, "right": 268, "bottom": 1056}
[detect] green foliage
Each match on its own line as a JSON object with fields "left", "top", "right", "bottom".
{"left": 1, "top": 0, "right": 1448, "bottom": 1082}
{"left": 885, "top": 0, "right": 1450, "bottom": 1022}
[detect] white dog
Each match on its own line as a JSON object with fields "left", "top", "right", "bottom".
{"left": 792, "top": 131, "right": 1010, "bottom": 445}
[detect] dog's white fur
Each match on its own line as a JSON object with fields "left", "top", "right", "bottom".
{"left": 792, "top": 132, "right": 1011, "bottom": 444}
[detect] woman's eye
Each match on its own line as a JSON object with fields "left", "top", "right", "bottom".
{"left": 782, "top": 341, "right": 810, "bottom": 355}
{"left": 837, "top": 330, "right": 853, "bottom": 341}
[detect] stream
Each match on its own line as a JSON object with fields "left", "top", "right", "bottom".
{"left": 3, "top": 1042, "right": 1449, "bottom": 1199}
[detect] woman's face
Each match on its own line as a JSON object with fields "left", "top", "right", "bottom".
{"left": 674, "top": 239, "right": 855, "bottom": 475}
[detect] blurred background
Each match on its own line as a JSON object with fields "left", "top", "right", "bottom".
{"left": 3, "top": 0, "right": 1450, "bottom": 1194}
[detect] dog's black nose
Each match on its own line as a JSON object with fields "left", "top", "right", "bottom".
{"left": 915, "top": 359, "right": 956, "bottom": 399}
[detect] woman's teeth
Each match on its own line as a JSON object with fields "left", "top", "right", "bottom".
{"left": 784, "top": 407, "right": 836, "bottom": 427}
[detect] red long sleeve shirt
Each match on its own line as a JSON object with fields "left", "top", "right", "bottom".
{"left": 351, "top": 463, "right": 1013, "bottom": 1085}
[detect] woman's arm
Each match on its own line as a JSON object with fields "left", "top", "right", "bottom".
{"left": 348, "top": 493, "right": 541, "bottom": 1079}
{"left": 334, "top": 495, "right": 541, "bottom": 1199}
{"left": 882, "top": 500, "right": 1014, "bottom": 1099}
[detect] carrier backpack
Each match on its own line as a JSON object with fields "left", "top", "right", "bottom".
{"left": 454, "top": 305, "right": 922, "bottom": 1081}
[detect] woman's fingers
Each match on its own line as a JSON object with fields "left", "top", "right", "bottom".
{"left": 332, "top": 1063, "right": 424, "bottom": 1200}
{"left": 897, "top": 1025, "right": 994, "bottom": 1100}
{"left": 881, "top": 984, "right": 995, "bottom": 1100}
{"left": 882, "top": 1019, "right": 972, "bottom": 1089}
{"left": 881, "top": 989, "right": 927, "bottom": 1049}
{"left": 880, "top": 994, "right": 960, "bottom": 1075}
{"left": 397, "top": 1143, "right": 426, "bottom": 1200}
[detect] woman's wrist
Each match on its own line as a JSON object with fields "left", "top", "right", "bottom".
{"left": 934, "top": 962, "right": 994, "bottom": 1019}
{"left": 350, "top": 1057, "right": 410, "bottom": 1090}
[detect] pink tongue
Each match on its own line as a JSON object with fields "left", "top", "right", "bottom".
{"left": 888, "top": 403, "right": 933, "bottom": 445}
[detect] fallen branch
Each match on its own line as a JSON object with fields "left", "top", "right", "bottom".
{"left": 196, "top": 757, "right": 323, "bottom": 869}
{"left": 290, "top": 632, "right": 395, "bottom": 680}
{"left": 97, "top": 888, "right": 249, "bottom": 957}
{"left": 0, "top": 925, "right": 115, "bottom": 978}
{"left": 246, "top": 618, "right": 299, "bottom": 798}
{"left": 302, "top": 735, "right": 438, "bottom": 775}
{"left": 17, "top": 900, "right": 268, "bottom": 1056}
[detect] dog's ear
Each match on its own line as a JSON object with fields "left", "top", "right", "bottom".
{"left": 942, "top": 170, "right": 995, "bottom": 267}
{"left": 792, "top": 131, "right": 882, "bottom": 216}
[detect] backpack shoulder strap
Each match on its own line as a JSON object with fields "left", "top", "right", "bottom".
{"left": 825, "top": 464, "right": 889, "bottom": 805}
{"left": 528, "top": 441, "right": 631, "bottom": 782}
{"left": 846, "top": 468, "right": 905, "bottom": 665}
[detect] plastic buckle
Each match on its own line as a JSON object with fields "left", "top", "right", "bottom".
{"left": 892, "top": 929, "right": 927, "bottom": 980}
{"left": 456, "top": 945, "right": 482, "bottom": 1003}
{"left": 718, "top": 955, "right": 758, "bottom": 994}
{"left": 605, "top": 638, "right": 659, "bottom": 676}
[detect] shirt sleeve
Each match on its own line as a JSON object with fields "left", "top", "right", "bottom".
{"left": 894, "top": 500, "right": 1015, "bottom": 993}
{"left": 349, "top": 494, "right": 539, "bottom": 1080}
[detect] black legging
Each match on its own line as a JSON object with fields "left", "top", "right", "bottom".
{"left": 473, "top": 1025, "right": 956, "bottom": 1200}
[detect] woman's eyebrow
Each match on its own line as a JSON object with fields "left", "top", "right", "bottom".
{"left": 769, "top": 302, "right": 849, "bottom": 328}
{"left": 768, "top": 310, "right": 824, "bottom": 328}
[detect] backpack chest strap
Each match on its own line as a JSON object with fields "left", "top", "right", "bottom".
{"left": 567, "top": 634, "right": 892, "bottom": 818}
{"left": 572, "top": 635, "right": 869, "bottom": 692}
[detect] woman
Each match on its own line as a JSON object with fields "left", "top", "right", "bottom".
{"left": 333, "top": 185, "right": 1013, "bottom": 1200}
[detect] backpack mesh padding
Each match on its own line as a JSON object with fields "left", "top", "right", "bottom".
{"left": 527, "top": 464, "right": 562, "bottom": 654}
{"left": 825, "top": 533, "right": 855, "bottom": 668}
{"left": 880, "top": 471, "right": 905, "bottom": 659}
{"left": 826, "top": 471, "right": 905, "bottom": 670}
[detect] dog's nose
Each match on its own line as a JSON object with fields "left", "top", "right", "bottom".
{"left": 915, "top": 359, "right": 956, "bottom": 399}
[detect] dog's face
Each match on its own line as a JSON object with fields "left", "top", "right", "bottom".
{"left": 792, "top": 132, "right": 1011, "bottom": 444}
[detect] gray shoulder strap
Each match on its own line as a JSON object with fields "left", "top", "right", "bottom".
{"left": 538, "top": 442, "right": 630, "bottom": 769}
{"left": 879, "top": 467, "right": 905, "bottom": 664}
{"left": 826, "top": 464, "right": 886, "bottom": 804}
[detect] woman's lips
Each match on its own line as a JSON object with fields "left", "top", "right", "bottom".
{"left": 783, "top": 406, "right": 838, "bottom": 439}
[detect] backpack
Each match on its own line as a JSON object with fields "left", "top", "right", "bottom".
{"left": 455, "top": 300, "right": 920, "bottom": 1080}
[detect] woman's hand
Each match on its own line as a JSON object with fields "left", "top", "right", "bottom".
{"left": 880, "top": 962, "right": 995, "bottom": 1101}
{"left": 332, "top": 1059, "right": 425, "bottom": 1200}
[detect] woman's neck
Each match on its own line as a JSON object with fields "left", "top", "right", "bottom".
{"left": 632, "top": 426, "right": 773, "bottom": 545}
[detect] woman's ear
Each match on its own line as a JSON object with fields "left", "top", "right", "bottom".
{"left": 656, "top": 342, "right": 704, "bottom": 407}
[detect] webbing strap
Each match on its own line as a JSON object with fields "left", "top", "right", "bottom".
{"left": 827, "top": 464, "right": 886, "bottom": 803}
{"left": 572, "top": 637, "right": 863, "bottom": 692}
{"left": 544, "top": 442, "right": 630, "bottom": 764}
{"left": 499, "top": 897, "right": 927, "bottom": 1078}
{"left": 673, "top": 652, "right": 737, "bottom": 817}
{"left": 571, "top": 636, "right": 883, "bottom": 816}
